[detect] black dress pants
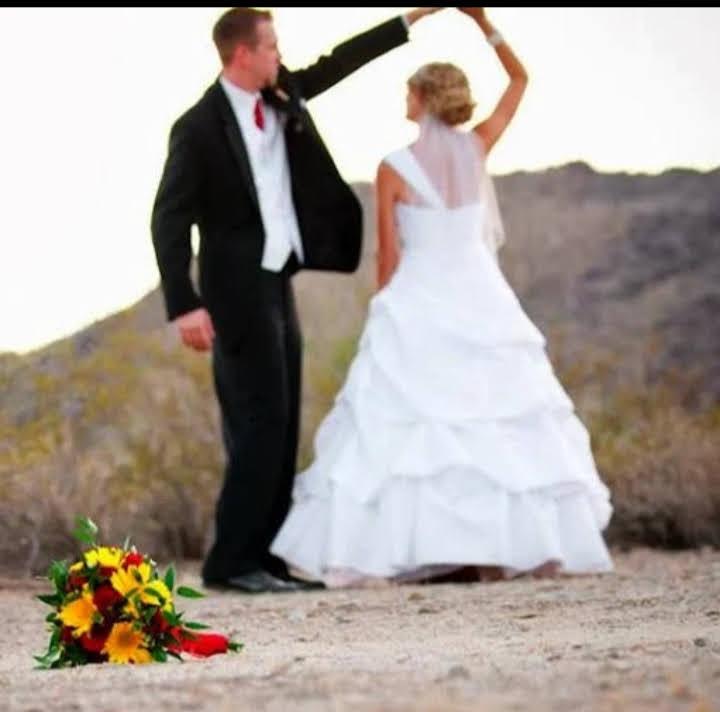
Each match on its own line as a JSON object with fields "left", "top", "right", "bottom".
{"left": 201, "top": 259, "right": 301, "bottom": 582}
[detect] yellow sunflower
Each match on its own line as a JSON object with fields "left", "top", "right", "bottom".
{"left": 58, "top": 586, "right": 98, "bottom": 637}
{"left": 110, "top": 563, "right": 154, "bottom": 617}
{"left": 141, "top": 579, "right": 173, "bottom": 611}
{"left": 84, "top": 546, "right": 124, "bottom": 570}
{"left": 102, "top": 622, "right": 152, "bottom": 664}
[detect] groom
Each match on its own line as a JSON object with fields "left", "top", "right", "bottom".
{"left": 151, "top": 7, "right": 441, "bottom": 593}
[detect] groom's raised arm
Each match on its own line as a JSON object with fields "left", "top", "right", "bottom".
{"left": 290, "top": 10, "right": 438, "bottom": 101}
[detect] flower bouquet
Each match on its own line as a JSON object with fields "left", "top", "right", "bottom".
{"left": 35, "top": 517, "right": 242, "bottom": 668}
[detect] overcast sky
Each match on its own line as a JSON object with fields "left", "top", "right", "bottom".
{"left": 1, "top": 7, "right": 718, "bottom": 353}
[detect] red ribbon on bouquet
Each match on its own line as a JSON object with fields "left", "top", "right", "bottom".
{"left": 168, "top": 627, "right": 230, "bottom": 657}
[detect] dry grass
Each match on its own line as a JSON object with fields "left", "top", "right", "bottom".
{"left": 548, "top": 333, "right": 720, "bottom": 548}
{"left": 1, "top": 306, "right": 718, "bottom": 577}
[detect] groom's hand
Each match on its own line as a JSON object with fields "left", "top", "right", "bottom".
{"left": 404, "top": 7, "right": 444, "bottom": 26}
{"left": 174, "top": 308, "right": 215, "bottom": 352}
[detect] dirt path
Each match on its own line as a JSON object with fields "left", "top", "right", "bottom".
{"left": 2, "top": 548, "right": 719, "bottom": 711}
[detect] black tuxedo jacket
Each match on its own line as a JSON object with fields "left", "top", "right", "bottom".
{"left": 151, "top": 17, "right": 409, "bottom": 346}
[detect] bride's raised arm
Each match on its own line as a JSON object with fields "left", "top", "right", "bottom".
{"left": 460, "top": 7, "right": 528, "bottom": 154}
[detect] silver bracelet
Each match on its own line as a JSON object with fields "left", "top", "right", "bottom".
{"left": 486, "top": 30, "right": 504, "bottom": 47}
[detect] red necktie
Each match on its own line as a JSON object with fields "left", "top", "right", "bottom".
{"left": 254, "top": 98, "right": 265, "bottom": 131}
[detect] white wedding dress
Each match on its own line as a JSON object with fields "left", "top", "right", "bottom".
{"left": 271, "top": 119, "right": 613, "bottom": 586}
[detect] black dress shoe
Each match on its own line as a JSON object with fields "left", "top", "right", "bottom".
{"left": 204, "top": 569, "right": 304, "bottom": 594}
{"left": 274, "top": 571, "right": 326, "bottom": 590}
{"left": 262, "top": 557, "right": 326, "bottom": 590}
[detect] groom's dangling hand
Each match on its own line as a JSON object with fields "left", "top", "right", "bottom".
{"left": 174, "top": 307, "right": 216, "bottom": 352}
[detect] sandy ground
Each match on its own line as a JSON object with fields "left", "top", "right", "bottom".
{"left": 2, "top": 548, "right": 719, "bottom": 712}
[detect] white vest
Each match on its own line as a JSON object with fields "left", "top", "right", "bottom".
{"left": 220, "top": 76, "right": 304, "bottom": 271}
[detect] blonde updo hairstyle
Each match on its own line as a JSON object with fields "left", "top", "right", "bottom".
{"left": 408, "top": 62, "right": 476, "bottom": 126}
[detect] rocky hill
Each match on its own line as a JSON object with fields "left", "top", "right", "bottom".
{"left": 1, "top": 162, "right": 718, "bottom": 572}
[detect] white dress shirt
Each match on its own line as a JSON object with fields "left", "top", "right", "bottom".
{"left": 219, "top": 75, "right": 304, "bottom": 272}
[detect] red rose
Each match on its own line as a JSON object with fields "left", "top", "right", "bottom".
{"left": 79, "top": 622, "right": 112, "bottom": 654}
{"left": 79, "top": 632, "right": 108, "bottom": 654}
{"left": 122, "top": 552, "right": 144, "bottom": 568}
{"left": 150, "top": 610, "right": 171, "bottom": 634}
{"left": 99, "top": 566, "right": 117, "bottom": 578}
{"left": 166, "top": 625, "right": 185, "bottom": 653}
{"left": 93, "top": 583, "right": 122, "bottom": 613}
{"left": 66, "top": 573, "right": 87, "bottom": 591}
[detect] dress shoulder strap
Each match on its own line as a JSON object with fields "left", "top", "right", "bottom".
{"left": 382, "top": 148, "right": 445, "bottom": 209}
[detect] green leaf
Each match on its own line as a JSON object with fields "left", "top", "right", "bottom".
{"left": 72, "top": 516, "right": 98, "bottom": 546}
{"left": 34, "top": 646, "right": 62, "bottom": 669}
{"left": 126, "top": 593, "right": 142, "bottom": 617}
{"left": 37, "top": 593, "right": 60, "bottom": 607}
{"left": 86, "top": 566, "right": 101, "bottom": 586}
{"left": 183, "top": 621, "right": 210, "bottom": 630}
{"left": 48, "top": 627, "right": 60, "bottom": 651}
{"left": 162, "top": 610, "right": 181, "bottom": 627}
{"left": 47, "top": 560, "right": 69, "bottom": 592}
{"left": 228, "top": 641, "right": 244, "bottom": 653}
{"left": 63, "top": 644, "right": 89, "bottom": 667}
{"left": 151, "top": 647, "right": 168, "bottom": 663}
{"left": 176, "top": 586, "right": 204, "bottom": 599}
{"left": 164, "top": 565, "right": 175, "bottom": 592}
{"left": 144, "top": 585, "right": 166, "bottom": 604}
{"left": 167, "top": 649, "right": 184, "bottom": 662}
{"left": 34, "top": 655, "right": 52, "bottom": 670}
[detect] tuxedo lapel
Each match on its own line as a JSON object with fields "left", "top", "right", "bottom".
{"left": 211, "top": 82, "right": 260, "bottom": 210}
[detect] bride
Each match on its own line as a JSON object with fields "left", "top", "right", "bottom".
{"left": 271, "top": 7, "right": 613, "bottom": 586}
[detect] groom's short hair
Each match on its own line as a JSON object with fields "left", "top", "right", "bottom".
{"left": 213, "top": 7, "right": 273, "bottom": 65}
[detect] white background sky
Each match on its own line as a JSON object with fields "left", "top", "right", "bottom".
{"left": 1, "top": 7, "right": 718, "bottom": 354}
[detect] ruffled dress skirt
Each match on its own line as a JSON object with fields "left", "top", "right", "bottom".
{"left": 271, "top": 204, "right": 613, "bottom": 586}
